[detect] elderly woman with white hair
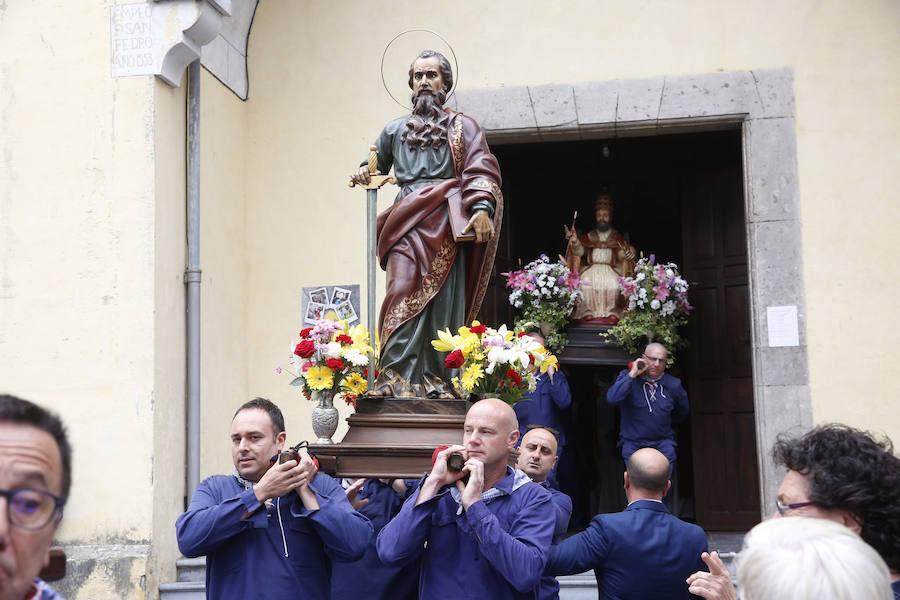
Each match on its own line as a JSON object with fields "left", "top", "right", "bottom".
{"left": 737, "top": 516, "right": 893, "bottom": 600}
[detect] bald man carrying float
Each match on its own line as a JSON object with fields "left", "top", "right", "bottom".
{"left": 545, "top": 448, "right": 708, "bottom": 600}
{"left": 377, "top": 399, "right": 556, "bottom": 599}
{"left": 517, "top": 428, "right": 572, "bottom": 600}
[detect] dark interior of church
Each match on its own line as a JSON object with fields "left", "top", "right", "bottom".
{"left": 482, "top": 129, "right": 758, "bottom": 531}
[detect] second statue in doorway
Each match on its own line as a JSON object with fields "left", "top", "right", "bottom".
{"left": 564, "top": 192, "right": 637, "bottom": 325}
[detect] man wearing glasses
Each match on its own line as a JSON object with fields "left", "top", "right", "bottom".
{"left": 606, "top": 342, "right": 690, "bottom": 466}
{"left": 0, "top": 394, "right": 70, "bottom": 600}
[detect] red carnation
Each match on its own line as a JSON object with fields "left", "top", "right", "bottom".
{"left": 444, "top": 349, "right": 465, "bottom": 369}
{"left": 517, "top": 332, "right": 529, "bottom": 338}
{"left": 294, "top": 340, "right": 315, "bottom": 358}
{"left": 470, "top": 324, "right": 487, "bottom": 335}
{"left": 336, "top": 334, "right": 353, "bottom": 345}
{"left": 325, "top": 358, "right": 345, "bottom": 370}
{"left": 506, "top": 368, "right": 522, "bottom": 387}
{"left": 299, "top": 327, "right": 313, "bottom": 339}
{"left": 363, "top": 368, "right": 380, "bottom": 378}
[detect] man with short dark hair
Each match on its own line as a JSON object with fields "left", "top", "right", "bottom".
{"left": 516, "top": 427, "right": 572, "bottom": 600}
{"left": 176, "top": 397, "right": 372, "bottom": 600}
{"left": 606, "top": 342, "right": 689, "bottom": 465}
{"left": 545, "top": 448, "right": 707, "bottom": 599}
{"left": 0, "top": 394, "right": 70, "bottom": 600}
{"left": 376, "top": 398, "right": 556, "bottom": 599}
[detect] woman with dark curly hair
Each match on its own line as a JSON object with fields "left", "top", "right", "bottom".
{"left": 688, "top": 423, "right": 900, "bottom": 600}
{"left": 771, "top": 424, "right": 900, "bottom": 598}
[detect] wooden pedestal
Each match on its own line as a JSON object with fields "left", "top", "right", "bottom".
{"left": 308, "top": 397, "right": 469, "bottom": 479}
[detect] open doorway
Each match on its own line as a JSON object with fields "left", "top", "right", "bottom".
{"left": 479, "top": 129, "right": 760, "bottom": 531}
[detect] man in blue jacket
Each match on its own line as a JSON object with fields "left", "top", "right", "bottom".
{"left": 545, "top": 448, "right": 708, "bottom": 599}
{"left": 175, "top": 398, "right": 372, "bottom": 600}
{"left": 376, "top": 398, "right": 556, "bottom": 599}
{"left": 516, "top": 427, "right": 572, "bottom": 600}
{"left": 514, "top": 334, "right": 571, "bottom": 488}
{"left": 606, "top": 342, "right": 689, "bottom": 465}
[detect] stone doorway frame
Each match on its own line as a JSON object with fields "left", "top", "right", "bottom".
{"left": 453, "top": 68, "right": 809, "bottom": 519}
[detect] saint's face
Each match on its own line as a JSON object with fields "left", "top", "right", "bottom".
{"left": 595, "top": 208, "right": 611, "bottom": 231}
{"left": 412, "top": 56, "right": 444, "bottom": 97}
{"left": 231, "top": 409, "right": 284, "bottom": 483}
{"left": 516, "top": 429, "right": 558, "bottom": 483}
{"left": 0, "top": 422, "right": 63, "bottom": 600}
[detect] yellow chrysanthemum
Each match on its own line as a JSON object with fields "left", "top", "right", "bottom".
{"left": 460, "top": 363, "right": 484, "bottom": 392}
{"left": 342, "top": 372, "right": 368, "bottom": 395}
{"left": 306, "top": 365, "right": 334, "bottom": 390}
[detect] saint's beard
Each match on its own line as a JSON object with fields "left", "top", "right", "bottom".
{"left": 402, "top": 88, "right": 450, "bottom": 150}
{"left": 596, "top": 222, "right": 612, "bottom": 232}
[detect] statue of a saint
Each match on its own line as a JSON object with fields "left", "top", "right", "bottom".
{"left": 350, "top": 50, "right": 503, "bottom": 399}
{"left": 564, "top": 192, "right": 636, "bottom": 325}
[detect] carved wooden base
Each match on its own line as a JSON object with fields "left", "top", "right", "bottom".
{"left": 559, "top": 323, "right": 632, "bottom": 366}
{"left": 308, "top": 398, "right": 470, "bottom": 479}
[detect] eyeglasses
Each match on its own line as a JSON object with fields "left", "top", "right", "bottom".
{"left": 775, "top": 499, "right": 817, "bottom": 517}
{"left": 0, "top": 488, "right": 64, "bottom": 530}
{"left": 642, "top": 355, "right": 666, "bottom": 364}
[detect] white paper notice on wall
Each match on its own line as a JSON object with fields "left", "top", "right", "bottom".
{"left": 767, "top": 305, "right": 799, "bottom": 347}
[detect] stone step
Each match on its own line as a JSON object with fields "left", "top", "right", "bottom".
{"left": 559, "top": 572, "right": 597, "bottom": 599}
{"left": 176, "top": 556, "right": 206, "bottom": 583}
{"left": 158, "top": 580, "right": 204, "bottom": 600}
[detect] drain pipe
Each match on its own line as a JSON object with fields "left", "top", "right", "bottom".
{"left": 185, "top": 59, "right": 202, "bottom": 499}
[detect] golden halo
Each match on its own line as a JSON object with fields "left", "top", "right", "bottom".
{"left": 381, "top": 29, "right": 458, "bottom": 110}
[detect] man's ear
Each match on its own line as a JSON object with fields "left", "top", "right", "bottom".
{"left": 507, "top": 429, "right": 520, "bottom": 450}
{"left": 623, "top": 471, "right": 630, "bottom": 490}
{"left": 276, "top": 431, "right": 287, "bottom": 451}
{"left": 664, "top": 480, "right": 672, "bottom": 497}
{"left": 551, "top": 455, "right": 559, "bottom": 469}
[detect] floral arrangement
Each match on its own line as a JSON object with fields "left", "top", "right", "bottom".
{"left": 282, "top": 319, "right": 375, "bottom": 408}
{"left": 431, "top": 321, "right": 559, "bottom": 406}
{"left": 604, "top": 255, "right": 692, "bottom": 357}
{"left": 502, "top": 254, "right": 584, "bottom": 352}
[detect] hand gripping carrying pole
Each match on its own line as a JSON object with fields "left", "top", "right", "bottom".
{"left": 348, "top": 146, "right": 396, "bottom": 391}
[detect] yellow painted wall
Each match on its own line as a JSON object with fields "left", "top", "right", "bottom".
{"left": 0, "top": 0, "right": 190, "bottom": 596}
{"left": 242, "top": 0, "right": 900, "bottom": 444}
{"left": 197, "top": 68, "right": 251, "bottom": 478}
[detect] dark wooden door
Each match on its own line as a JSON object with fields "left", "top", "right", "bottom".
{"left": 681, "top": 167, "right": 760, "bottom": 530}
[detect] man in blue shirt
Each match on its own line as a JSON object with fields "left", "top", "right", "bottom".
{"left": 176, "top": 398, "right": 372, "bottom": 600}
{"left": 514, "top": 334, "right": 571, "bottom": 489}
{"left": 332, "top": 478, "right": 419, "bottom": 600}
{"left": 376, "top": 398, "right": 556, "bottom": 599}
{"left": 516, "top": 427, "right": 572, "bottom": 600}
{"left": 606, "top": 342, "right": 689, "bottom": 464}
{"left": 545, "top": 448, "right": 708, "bottom": 599}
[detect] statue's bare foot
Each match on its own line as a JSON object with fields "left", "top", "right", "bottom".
{"left": 363, "top": 387, "right": 390, "bottom": 398}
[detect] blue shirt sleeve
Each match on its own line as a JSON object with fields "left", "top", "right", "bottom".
{"left": 545, "top": 515, "right": 611, "bottom": 576}
{"left": 375, "top": 480, "right": 439, "bottom": 567}
{"left": 175, "top": 477, "right": 265, "bottom": 558}
{"left": 670, "top": 379, "right": 690, "bottom": 424}
{"left": 550, "top": 490, "right": 573, "bottom": 542}
{"left": 546, "top": 371, "right": 572, "bottom": 410}
{"left": 291, "top": 473, "right": 373, "bottom": 562}
{"left": 459, "top": 484, "right": 556, "bottom": 593}
{"left": 606, "top": 369, "right": 633, "bottom": 406}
